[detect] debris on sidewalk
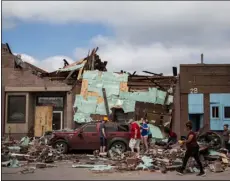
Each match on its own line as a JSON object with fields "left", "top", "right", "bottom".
{"left": 2, "top": 129, "right": 230, "bottom": 176}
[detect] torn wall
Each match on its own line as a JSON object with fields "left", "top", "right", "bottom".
{"left": 73, "top": 70, "right": 174, "bottom": 123}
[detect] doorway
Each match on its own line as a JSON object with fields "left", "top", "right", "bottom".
{"left": 53, "top": 111, "right": 63, "bottom": 130}
{"left": 189, "top": 114, "right": 204, "bottom": 132}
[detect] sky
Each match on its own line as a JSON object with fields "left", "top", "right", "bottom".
{"left": 2, "top": 1, "right": 230, "bottom": 75}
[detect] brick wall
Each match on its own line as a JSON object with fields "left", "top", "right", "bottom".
{"left": 1, "top": 44, "right": 76, "bottom": 137}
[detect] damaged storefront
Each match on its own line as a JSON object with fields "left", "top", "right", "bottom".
{"left": 73, "top": 71, "right": 176, "bottom": 130}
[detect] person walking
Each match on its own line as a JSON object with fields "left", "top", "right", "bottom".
{"left": 177, "top": 121, "right": 206, "bottom": 176}
{"left": 99, "top": 117, "right": 108, "bottom": 154}
{"left": 128, "top": 119, "right": 141, "bottom": 157}
{"left": 223, "top": 124, "right": 230, "bottom": 151}
{"left": 140, "top": 118, "right": 149, "bottom": 153}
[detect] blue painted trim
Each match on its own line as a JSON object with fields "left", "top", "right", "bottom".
{"left": 223, "top": 105, "right": 230, "bottom": 120}
{"left": 210, "top": 104, "right": 220, "bottom": 120}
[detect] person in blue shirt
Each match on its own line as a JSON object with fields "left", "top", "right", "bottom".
{"left": 140, "top": 118, "right": 149, "bottom": 153}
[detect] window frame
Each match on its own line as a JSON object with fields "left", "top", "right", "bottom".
{"left": 7, "top": 95, "right": 27, "bottom": 123}
{"left": 223, "top": 106, "right": 230, "bottom": 119}
{"left": 83, "top": 124, "right": 97, "bottom": 132}
{"left": 211, "top": 105, "right": 220, "bottom": 119}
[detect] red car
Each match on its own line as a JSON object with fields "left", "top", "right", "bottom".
{"left": 49, "top": 122, "right": 130, "bottom": 154}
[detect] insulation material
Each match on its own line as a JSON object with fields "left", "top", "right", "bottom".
{"left": 102, "top": 81, "right": 120, "bottom": 97}
{"left": 122, "top": 100, "right": 136, "bottom": 113}
{"left": 148, "top": 88, "right": 157, "bottom": 103}
{"left": 74, "top": 70, "right": 171, "bottom": 123}
{"left": 95, "top": 103, "right": 109, "bottom": 115}
{"left": 156, "top": 90, "right": 167, "bottom": 105}
{"left": 83, "top": 70, "right": 99, "bottom": 80}
{"left": 77, "top": 96, "right": 97, "bottom": 114}
{"left": 74, "top": 112, "right": 92, "bottom": 123}
{"left": 73, "top": 95, "right": 84, "bottom": 108}
{"left": 101, "top": 72, "right": 128, "bottom": 82}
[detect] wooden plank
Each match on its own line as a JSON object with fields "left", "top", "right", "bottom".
{"left": 120, "top": 82, "right": 129, "bottom": 92}
{"left": 87, "top": 91, "right": 99, "bottom": 97}
{"left": 80, "top": 79, "right": 88, "bottom": 99}
{"left": 34, "top": 106, "right": 53, "bottom": 137}
{"left": 102, "top": 88, "right": 110, "bottom": 117}
{"left": 97, "top": 96, "right": 104, "bottom": 104}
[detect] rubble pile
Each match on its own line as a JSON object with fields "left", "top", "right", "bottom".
{"left": 1, "top": 135, "right": 230, "bottom": 175}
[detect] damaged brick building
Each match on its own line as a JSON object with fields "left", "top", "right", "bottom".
{"left": 2, "top": 43, "right": 177, "bottom": 138}
{"left": 173, "top": 58, "right": 230, "bottom": 137}
{"left": 1, "top": 43, "right": 76, "bottom": 138}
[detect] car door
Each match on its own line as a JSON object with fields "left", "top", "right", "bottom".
{"left": 105, "top": 123, "right": 118, "bottom": 141}
{"left": 81, "top": 124, "right": 100, "bottom": 150}
{"left": 68, "top": 129, "right": 89, "bottom": 150}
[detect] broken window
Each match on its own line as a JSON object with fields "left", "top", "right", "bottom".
{"left": 224, "top": 107, "right": 230, "bottom": 118}
{"left": 83, "top": 124, "right": 97, "bottom": 132}
{"left": 212, "top": 106, "right": 219, "bottom": 119}
{"left": 7, "top": 95, "right": 26, "bottom": 123}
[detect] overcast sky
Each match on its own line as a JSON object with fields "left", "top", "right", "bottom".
{"left": 2, "top": 1, "right": 230, "bottom": 75}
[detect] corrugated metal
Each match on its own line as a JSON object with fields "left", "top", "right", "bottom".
{"left": 188, "top": 94, "right": 204, "bottom": 114}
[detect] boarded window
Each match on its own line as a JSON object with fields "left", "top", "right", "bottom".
{"left": 7, "top": 95, "right": 26, "bottom": 123}
{"left": 83, "top": 124, "right": 97, "bottom": 132}
{"left": 212, "top": 106, "right": 219, "bottom": 119}
{"left": 224, "top": 107, "right": 230, "bottom": 118}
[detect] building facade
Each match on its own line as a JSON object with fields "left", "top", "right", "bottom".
{"left": 1, "top": 43, "right": 79, "bottom": 138}
{"left": 173, "top": 64, "right": 230, "bottom": 137}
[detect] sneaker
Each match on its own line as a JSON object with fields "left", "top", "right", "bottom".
{"left": 197, "top": 172, "right": 206, "bottom": 177}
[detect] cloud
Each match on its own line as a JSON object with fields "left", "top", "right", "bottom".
{"left": 19, "top": 54, "right": 74, "bottom": 72}
{"left": 74, "top": 35, "right": 230, "bottom": 75}
{"left": 3, "top": 1, "right": 230, "bottom": 74}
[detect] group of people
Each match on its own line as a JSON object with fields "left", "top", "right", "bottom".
{"left": 99, "top": 116, "right": 230, "bottom": 177}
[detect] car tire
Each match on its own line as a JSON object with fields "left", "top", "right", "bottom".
{"left": 54, "top": 140, "right": 68, "bottom": 154}
{"left": 110, "top": 141, "right": 126, "bottom": 152}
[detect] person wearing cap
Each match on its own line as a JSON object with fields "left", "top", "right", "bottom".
{"left": 99, "top": 117, "right": 108, "bottom": 154}
{"left": 128, "top": 119, "right": 141, "bottom": 156}
{"left": 177, "top": 121, "right": 205, "bottom": 177}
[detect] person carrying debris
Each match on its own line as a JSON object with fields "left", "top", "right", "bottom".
{"left": 177, "top": 121, "right": 206, "bottom": 177}
{"left": 140, "top": 118, "right": 149, "bottom": 153}
{"left": 223, "top": 124, "right": 230, "bottom": 151}
{"left": 128, "top": 119, "right": 141, "bottom": 157}
{"left": 164, "top": 127, "right": 177, "bottom": 146}
{"left": 99, "top": 117, "right": 108, "bottom": 154}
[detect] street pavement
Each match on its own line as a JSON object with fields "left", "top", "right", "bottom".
{"left": 2, "top": 161, "right": 230, "bottom": 180}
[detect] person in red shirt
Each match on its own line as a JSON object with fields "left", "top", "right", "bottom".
{"left": 128, "top": 119, "right": 141, "bottom": 156}
{"left": 177, "top": 121, "right": 206, "bottom": 177}
{"left": 164, "top": 127, "right": 177, "bottom": 146}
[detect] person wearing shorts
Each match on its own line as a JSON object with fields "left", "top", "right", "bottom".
{"left": 128, "top": 119, "right": 141, "bottom": 156}
{"left": 99, "top": 117, "right": 108, "bottom": 154}
{"left": 140, "top": 118, "right": 149, "bottom": 153}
